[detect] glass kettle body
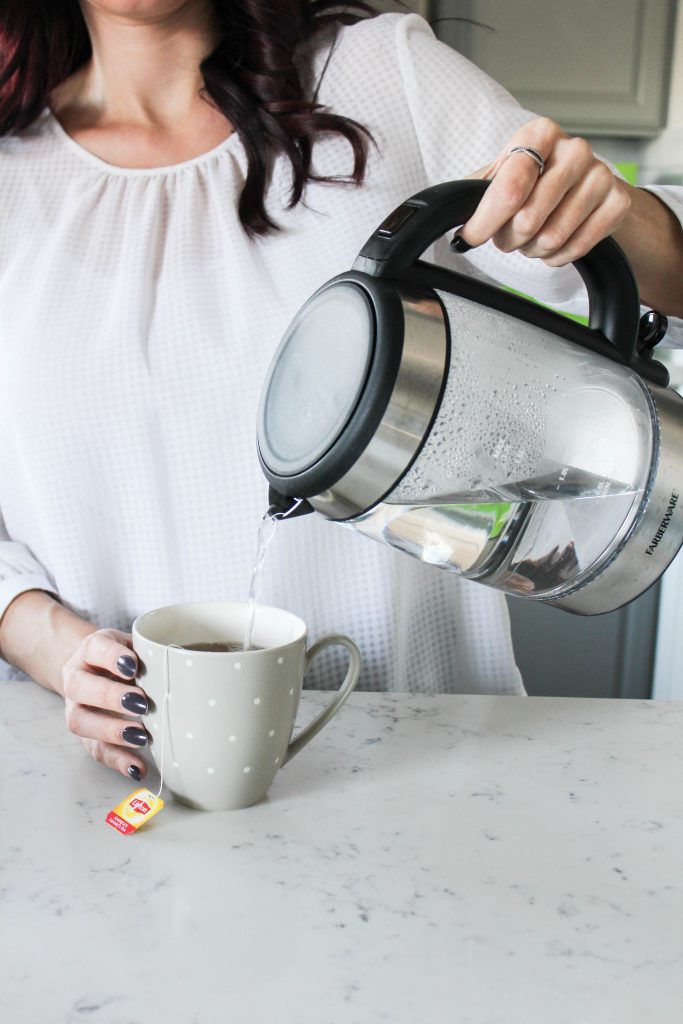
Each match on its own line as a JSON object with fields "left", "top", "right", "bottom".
{"left": 257, "top": 181, "right": 683, "bottom": 614}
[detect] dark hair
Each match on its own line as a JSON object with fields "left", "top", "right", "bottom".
{"left": 0, "top": 1, "right": 378, "bottom": 236}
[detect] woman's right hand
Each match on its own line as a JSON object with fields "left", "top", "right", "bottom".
{"left": 61, "top": 628, "right": 149, "bottom": 781}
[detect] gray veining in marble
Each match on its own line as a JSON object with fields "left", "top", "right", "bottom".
{"left": 1, "top": 681, "right": 682, "bottom": 1023}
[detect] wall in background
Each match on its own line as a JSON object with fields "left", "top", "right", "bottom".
{"left": 587, "top": 0, "right": 683, "bottom": 184}
{"left": 642, "top": 0, "right": 683, "bottom": 180}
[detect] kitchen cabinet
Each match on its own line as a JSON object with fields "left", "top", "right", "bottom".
{"left": 430, "top": 0, "right": 678, "bottom": 137}
{"left": 506, "top": 583, "right": 659, "bottom": 699}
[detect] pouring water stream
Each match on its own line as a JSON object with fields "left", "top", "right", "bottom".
{"left": 243, "top": 498, "right": 305, "bottom": 651}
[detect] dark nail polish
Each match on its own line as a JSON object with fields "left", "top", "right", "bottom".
{"left": 117, "top": 655, "right": 137, "bottom": 679}
{"left": 122, "top": 725, "right": 148, "bottom": 747}
{"left": 121, "top": 691, "right": 148, "bottom": 715}
{"left": 127, "top": 764, "right": 142, "bottom": 781}
{"left": 450, "top": 233, "right": 473, "bottom": 253}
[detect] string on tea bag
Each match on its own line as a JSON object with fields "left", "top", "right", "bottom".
{"left": 154, "top": 642, "right": 183, "bottom": 799}
{"left": 103, "top": 643, "right": 180, "bottom": 835}
{"left": 104, "top": 646, "right": 178, "bottom": 835}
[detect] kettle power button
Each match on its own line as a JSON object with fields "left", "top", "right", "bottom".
{"left": 377, "top": 204, "right": 417, "bottom": 238}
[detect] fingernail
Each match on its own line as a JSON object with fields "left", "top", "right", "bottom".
{"left": 122, "top": 726, "right": 148, "bottom": 747}
{"left": 121, "top": 691, "right": 148, "bottom": 715}
{"left": 117, "top": 655, "right": 137, "bottom": 678}
{"left": 450, "top": 234, "right": 473, "bottom": 253}
{"left": 127, "top": 764, "right": 142, "bottom": 781}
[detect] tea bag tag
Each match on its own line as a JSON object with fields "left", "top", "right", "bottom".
{"left": 106, "top": 788, "right": 164, "bottom": 835}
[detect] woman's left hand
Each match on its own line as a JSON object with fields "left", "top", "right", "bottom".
{"left": 458, "top": 116, "right": 631, "bottom": 267}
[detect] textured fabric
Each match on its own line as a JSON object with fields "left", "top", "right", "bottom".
{"left": 0, "top": 13, "right": 681, "bottom": 692}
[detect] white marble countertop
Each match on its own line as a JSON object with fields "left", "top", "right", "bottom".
{"left": 1, "top": 681, "right": 682, "bottom": 1024}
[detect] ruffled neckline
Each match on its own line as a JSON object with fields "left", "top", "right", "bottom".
{"left": 43, "top": 107, "right": 240, "bottom": 178}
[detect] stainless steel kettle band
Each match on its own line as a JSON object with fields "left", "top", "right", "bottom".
{"left": 307, "top": 285, "right": 449, "bottom": 521}
{"left": 552, "top": 382, "right": 683, "bottom": 614}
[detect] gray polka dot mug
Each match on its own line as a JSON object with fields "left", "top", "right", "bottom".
{"left": 132, "top": 601, "right": 361, "bottom": 811}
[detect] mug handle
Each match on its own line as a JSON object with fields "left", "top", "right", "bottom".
{"left": 282, "top": 634, "right": 361, "bottom": 765}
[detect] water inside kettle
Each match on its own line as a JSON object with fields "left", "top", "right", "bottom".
{"left": 352, "top": 486, "right": 640, "bottom": 598}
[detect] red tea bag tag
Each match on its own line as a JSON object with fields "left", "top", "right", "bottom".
{"left": 105, "top": 787, "right": 164, "bottom": 835}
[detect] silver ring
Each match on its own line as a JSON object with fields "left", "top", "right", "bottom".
{"left": 506, "top": 145, "right": 545, "bottom": 175}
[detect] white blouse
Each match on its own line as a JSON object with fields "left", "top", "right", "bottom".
{"left": 1, "top": 13, "right": 682, "bottom": 693}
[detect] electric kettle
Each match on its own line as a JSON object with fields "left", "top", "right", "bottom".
{"left": 257, "top": 179, "right": 683, "bottom": 614}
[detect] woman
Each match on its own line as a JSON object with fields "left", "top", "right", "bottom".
{"left": 0, "top": 1, "right": 681, "bottom": 783}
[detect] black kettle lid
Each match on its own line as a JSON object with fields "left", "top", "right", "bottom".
{"left": 257, "top": 273, "right": 408, "bottom": 499}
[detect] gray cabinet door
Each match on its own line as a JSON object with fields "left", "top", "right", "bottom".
{"left": 506, "top": 583, "right": 660, "bottom": 698}
{"left": 430, "top": 0, "right": 678, "bottom": 137}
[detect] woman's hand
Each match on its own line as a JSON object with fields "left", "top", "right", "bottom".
{"left": 62, "top": 629, "right": 149, "bottom": 782}
{"left": 458, "top": 116, "right": 632, "bottom": 267}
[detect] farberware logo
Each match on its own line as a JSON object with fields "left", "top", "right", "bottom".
{"left": 645, "top": 492, "right": 679, "bottom": 555}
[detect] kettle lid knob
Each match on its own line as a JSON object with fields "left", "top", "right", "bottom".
{"left": 637, "top": 309, "right": 669, "bottom": 353}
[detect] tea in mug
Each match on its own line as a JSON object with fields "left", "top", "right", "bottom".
{"left": 179, "top": 641, "right": 263, "bottom": 653}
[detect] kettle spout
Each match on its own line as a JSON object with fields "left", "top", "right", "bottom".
{"left": 267, "top": 487, "right": 313, "bottom": 521}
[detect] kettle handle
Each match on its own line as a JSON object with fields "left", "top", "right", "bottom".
{"left": 353, "top": 179, "right": 641, "bottom": 365}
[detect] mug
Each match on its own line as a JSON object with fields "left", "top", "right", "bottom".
{"left": 132, "top": 601, "right": 361, "bottom": 811}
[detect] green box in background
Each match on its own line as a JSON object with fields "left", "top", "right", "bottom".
{"left": 615, "top": 162, "right": 638, "bottom": 186}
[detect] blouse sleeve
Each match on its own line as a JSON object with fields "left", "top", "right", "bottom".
{"left": 0, "top": 510, "right": 58, "bottom": 624}
{"left": 392, "top": 14, "right": 683, "bottom": 347}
